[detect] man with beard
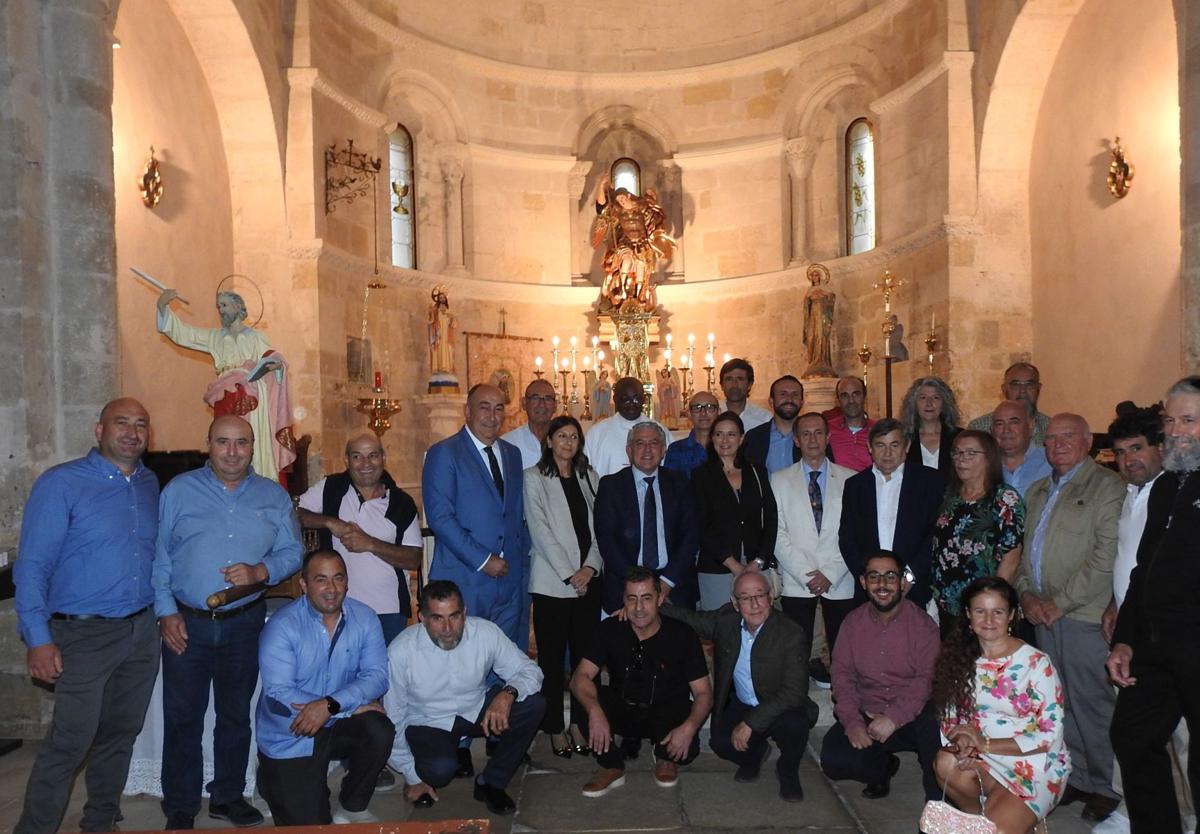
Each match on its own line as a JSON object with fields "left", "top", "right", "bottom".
{"left": 1109, "top": 377, "right": 1200, "bottom": 834}
{"left": 826, "top": 376, "right": 875, "bottom": 471}
{"left": 585, "top": 376, "right": 670, "bottom": 477}
{"left": 384, "top": 581, "right": 544, "bottom": 816}
{"left": 502, "top": 379, "right": 558, "bottom": 469}
{"left": 719, "top": 358, "right": 771, "bottom": 431}
{"left": 820, "top": 552, "right": 940, "bottom": 801}
{"left": 744, "top": 376, "right": 805, "bottom": 473}
{"left": 255, "top": 551, "right": 393, "bottom": 825}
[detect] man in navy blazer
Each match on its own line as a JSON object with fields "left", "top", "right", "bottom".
{"left": 594, "top": 421, "right": 701, "bottom": 614}
{"left": 838, "top": 418, "right": 944, "bottom": 607}
{"left": 422, "top": 383, "right": 529, "bottom": 644}
{"left": 743, "top": 376, "right": 806, "bottom": 474}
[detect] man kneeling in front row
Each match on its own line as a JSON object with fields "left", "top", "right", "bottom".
{"left": 255, "top": 550, "right": 395, "bottom": 825}
{"left": 571, "top": 566, "right": 713, "bottom": 796}
{"left": 385, "top": 580, "right": 545, "bottom": 816}
{"left": 663, "top": 570, "right": 817, "bottom": 802}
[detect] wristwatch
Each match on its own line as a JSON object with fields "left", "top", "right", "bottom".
{"left": 500, "top": 684, "right": 518, "bottom": 698}
{"left": 325, "top": 695, "right": 341, "bottom": 715}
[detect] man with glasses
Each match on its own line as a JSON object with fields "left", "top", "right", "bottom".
{"left": 663, "top": 391, "right": 719, "bottom": 476}
{"left": 968, "top": 362, "right": 1051, "bottom": 445}
{"left": 586, "top": 376, "right": 670, "bottom": 477}
{"left": 661, "top": 571, "right": 818, "bottom": 801}
{"left": 571, "top": 567, "right": 712, "bottom": 797}
{"left": 820, "top": 552, "right": 941, "bottom": 801}
{"left": 502, "top": 379, "right": 558, "bottom": 469}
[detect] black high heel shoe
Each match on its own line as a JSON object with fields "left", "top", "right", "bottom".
{"left": 549, "top": 733, "right": 573, "bottom": 758}
{"left": 567, "top": 726, "right": 591, "bottom": 756}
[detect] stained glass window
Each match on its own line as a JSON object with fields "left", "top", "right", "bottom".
{"left": 845, "top": 118, "right": 876, "bottom": 255}
{"left": 611, "top": 158, "right": 641, "bottom": 196}
{"left": 389, "top": 126, "right": 416, "bottom": 269}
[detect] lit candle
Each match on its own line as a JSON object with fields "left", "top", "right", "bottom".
{"left": 374, "top": 371, "right": 382, "bottom": 389}
{"left": 931, "top": 311, "right": 936, "bottom": 331}
{"left": 561, "top": 358, "right": 570, "bottom": 370}
{"left": 664, "top": 348, "right": 672, "bottom": 364}
{"left": 666, "top": 333, "right": 673, "bottom": 346}
{"left": 552, "top": 335, "right": 560, "bottom": 348}
{"left": 583, "top": 356, "right": 592, "bottom": 370}
{"left": 535, "top": 356, "right": 543, "bottom": 370}
{"left": 591, "top": 336, "right": 599, "bottom": 348}
{"left": 688, "top": 333, "right": 696, "bottom": 346}
{"left": 706, "top": 353, "right": 715, "bottom": 367}
{"left": 597, "top": 349, "right": 606, "bottom": 361}
{"left": 569, "top": 335, "right": 577, "bottom": 348}
{"left": 723, "top": 352, "right": 731, "bottom": 363}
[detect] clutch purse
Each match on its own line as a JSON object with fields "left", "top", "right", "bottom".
{"left": 919, "top": 799, "right": 998, "bottom": 834}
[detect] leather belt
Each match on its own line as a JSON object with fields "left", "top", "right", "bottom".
{"left": 175, "top": 597, "right": 264, "bottom": 621}
{"left": 51, "top": 605, "right": 150, "bottom": 622}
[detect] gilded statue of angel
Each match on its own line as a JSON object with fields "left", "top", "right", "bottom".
{"left": 590, "top": 176, "right": 675, "bottom": 313}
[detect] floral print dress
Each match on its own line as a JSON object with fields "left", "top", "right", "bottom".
{"left": 941, "top": 644, "right": 1072, "bottom": 819}
{"left": 932, "top": 485, "right": 1024, "bottom": 616}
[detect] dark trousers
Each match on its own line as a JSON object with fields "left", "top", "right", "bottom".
{"left": 1112, "top": 636, "right": 1200, "bottom": 834}
{"left": 820, "top": 706, "right": 942, "bottom": 800}
{"left": 160, "top": 602, "right": 265, "bottom": 818}
{"left": 405, "top": 686, "right": 545, "bottom": 789}
{"left": 16, "top": 609, "right": 158, "bottom": 834}
{"left": 709, "top": 696, "right": 811, "bottom": 777}
{"left": 531, "top": 587, "right": 601, "bottom": 733}
{"left": 780, "top": 595, "right": 857, "bottom": 659}
{"left": 583, "top": 686, "right": 700, "bottom": 771}
{"left": 257, "top": 711, "right": 395, "bottom": 826}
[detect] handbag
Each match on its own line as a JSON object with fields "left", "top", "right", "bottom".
{"left": 919, "top": 768, "right": 999, "bottom": 834}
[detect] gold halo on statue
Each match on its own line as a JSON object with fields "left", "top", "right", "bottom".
{"left": 806, "top": 263, "right": 831, "bottom": 286}
{"left": 216, "top": 273, "right": 264, "bottom": 329}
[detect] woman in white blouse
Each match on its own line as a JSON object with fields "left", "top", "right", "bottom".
{"left": 899, "top": 376, "right": 962, "bottom": 476}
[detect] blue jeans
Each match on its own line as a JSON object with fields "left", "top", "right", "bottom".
{"left": 160, "top": 602, "right": 265, "bottom": 818}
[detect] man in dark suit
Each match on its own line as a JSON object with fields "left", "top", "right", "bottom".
{"left": 743, "top": 375, "right": 805, "bottom": 474}
{"left": 838, "top": 418, "right": 944, "bottom": 607}
{"left": 594, "top": 421, "right": 700, "bottom": 614}
{"left": 662, "top": 571, "right": 817, "bottom": 802}
{"left": 422, "top": 383, "right": 529, "bottom": 645}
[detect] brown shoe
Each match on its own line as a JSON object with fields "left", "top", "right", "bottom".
{"left": 582, "top": 768, "right": 626, "bottom": 798}
{"left": 654, "top": 757, "right": 679, "bottom": 788}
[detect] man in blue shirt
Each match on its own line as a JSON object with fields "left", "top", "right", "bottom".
{"left": 255, "top": 549, "right": 393, "bottom": 825}
{"left": 14, "top": 398, "right": 160, "bottom": 834}
{"left": 663, "top": 391, "right": 718, "bottom": 476}
{"left": 152, "top": 415, "right": 303, "bottom": 830}
{"left": 992, "top": 399, "right": 1052, "bottom": 497}
{"left": 743, "top": 376, "right": 805, "bottom": 473}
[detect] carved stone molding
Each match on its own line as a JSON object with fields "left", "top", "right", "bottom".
{"left": 784, "top": 136, "right": 819, "bottom": 178}
{"left": 288, "top": 67, "right": 389, "bottom": 128}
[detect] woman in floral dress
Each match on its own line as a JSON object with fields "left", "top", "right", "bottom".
{"left": 932, "top": 577, "right": 1071, "bottom": 833}
{"left": 931, "top": 430, "right": 1025, "bottom": 637}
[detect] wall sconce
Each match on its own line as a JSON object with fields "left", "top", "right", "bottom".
{"left": 1107, "top": 137, "right": 1134, "bottom": 199}
{"left": 138, "top": 146, "right": 163, "bottom": 208}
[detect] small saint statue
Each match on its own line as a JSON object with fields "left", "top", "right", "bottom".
{"left": 656, "top": 367, "right": 680, "bottom": 429}
{"left": 427, "top": 285, "right": 460, "bottom": 393}
{"left": 592, "top": 368, "right": 612, "bottom": 419}
{"left": 801, "top": 263, "right": 837, "bottom": 378}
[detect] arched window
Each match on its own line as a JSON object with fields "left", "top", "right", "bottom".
{"left": 389, "top": 125, "right": 416, "bottom": 269}
{"left": 610, "top": 157, "right": 641, "bottom": 196}
{"left": 845, "top": 118, "right": 876, "bottom": 255}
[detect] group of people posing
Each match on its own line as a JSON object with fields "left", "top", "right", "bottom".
{"left": 12, "top": 357, "right": 1200, "bottom": 834}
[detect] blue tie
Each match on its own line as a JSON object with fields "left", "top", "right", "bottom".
{"left": 642, "top": 476, "right": 660, "bottom": 570}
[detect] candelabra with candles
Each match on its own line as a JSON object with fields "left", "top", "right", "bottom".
{"left": 540, "top": 334, "right": 606, "bottom": 419}
{"left": 924, "top": 311, "right": 938, "bottom": 374}
{"left": 356, "top": 371, "right": 404, "bottom": 438}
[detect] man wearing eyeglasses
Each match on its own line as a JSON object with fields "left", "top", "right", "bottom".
{"left": 967, "top": 362, "right": 1052, "bottom": 445}
{"left": 661, "top": 570, "right": 818, "bottom": 802}
{"left": 663, "top": 391, "right": 719, "bottom": 476}
{"left": 820, "top": 552, "right": 941, "bottom": 802}
{"left": 501, "top": 379, "right": 558, "bottom": 469}
{"left": 585, "top": 376, "right": 671, "bottom": 477}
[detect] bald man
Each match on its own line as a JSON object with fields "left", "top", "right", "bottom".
{"left": 299, "top": 433, "right": 423, "bottom": 645}
{"left": 152, "top": 415, "right": 304, "bottom": 829}
{"left": 14, "top": 398, "right": 160, "bottom": 834}
{"left": 1015, "top": 413, "right": 1125, "bottom": 822}
{"left": 502, "top": 379, "right": 558, "bottom": 469}
{"left": 422, "top": 383, "right": 529, "bottom": 645}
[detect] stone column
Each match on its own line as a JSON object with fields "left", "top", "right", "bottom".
{"left": 785, "top": 137, "right": 818, "bottom": 266}
{"left": 568, "top": 160, "right": 592, "bottom": 281}
{"left": 657, "top": 160, "right": 685, "bottom": 280}
{"left": 1183, "top": 1, "right": 1200, "bottom": 368}
{"left": 416, "top": 393, "right": 468, "bottom": 443}
{"left": 440, "top": 154, "right": 468, "bottom": 277}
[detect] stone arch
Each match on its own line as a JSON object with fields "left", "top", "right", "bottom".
{"left": 379, "top": 70, "right": 468, "bottom": 145}
{"left": 573, "top": 105, "right": 678, "bottom": 158}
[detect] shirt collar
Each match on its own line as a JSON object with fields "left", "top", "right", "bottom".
{"left": 202, "top": 460, "right": 256, "bottom": 491}
{"left": 1051, "top": 457, "right": 1086, "bottom": 486}
{"left": 86, "top": 447, "right": 144, "bottom": 478}
{"left": 801, "top": 458, "right": 828, "bottom": 477}
{"left": 464, "top": 426, "right": 494, "bottom": 451}
{"left": 634, "top": 466, "right": 661, "bottom": 481}
{"left": 872, "top": 462, "right": 905, "bottom": 482}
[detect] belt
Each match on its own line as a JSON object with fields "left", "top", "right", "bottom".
{"left": 51, "top": 605, "right": 150, "bottom": 622}
{"left": 175, "top": 597, "right": 264, "bottom": 621}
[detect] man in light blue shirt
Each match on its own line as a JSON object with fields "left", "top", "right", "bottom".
{"left": 152, "top": 415, "right": 303, "bottom": 830}
{"left": 255, "top": 550, "right": 393, "bottom": 825}
{"left": 992, "top": 399, "right": 1052, "bottom": 497}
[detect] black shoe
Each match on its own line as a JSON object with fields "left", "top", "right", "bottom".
{"left": 862, "top": 754, "right": 900, "bottom": 799}
{"left": 1059, "top": 784, "right": 1090, "bottom": 806}
{"left": 208, "top": 799, "right": 263, "bottom": 828}
{"left": 809, "top": 658, "right": 831, "bottom": 689}
{"left": 474, "top": 780, "right": 517, "bottom": 815}
{"left": 456, "top": 746, "right": 476, "bottom": 778}
{"left": 734, "top": 745, "right": 770, "bottom": 783}
{"left": 164, "top": 813, "right": 194, "bottom": 831}
{"left": 777, "top": 762, "right": 804, "bottom": 802}
{"left": 375, "top": 766, "right": 396, "bottom": 791}
{"left": 413, "top": 792, "right": 435, "bottom": 809}
{"left": 1082, "top": 794, "right": 1121, "bottom": 823}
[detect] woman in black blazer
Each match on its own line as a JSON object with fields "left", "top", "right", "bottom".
{"left": 900, "top": 376, "right": 962, "bottom": 476}
{"left": 689, "top": 411, "right": 778, "bottom": 610}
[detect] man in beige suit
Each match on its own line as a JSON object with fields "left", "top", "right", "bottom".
{"left": 1015, "top": 413, "right": 1125, "bottom": 823}
{"left": 772, "top": 412, "right": 858, "bottom": 668}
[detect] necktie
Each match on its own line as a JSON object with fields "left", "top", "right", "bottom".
{"left": 808, "top": 470, "right": 823, "bottom": 533}
{"left": 642, "top": 476, "right": 660, "bottom": 570}
{"left": 485, "top": 445, "right": 504, "bottom": 498}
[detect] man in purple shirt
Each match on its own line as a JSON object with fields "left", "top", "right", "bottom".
{"left": 820, "top": 552, "right": 941, "bottom": 800}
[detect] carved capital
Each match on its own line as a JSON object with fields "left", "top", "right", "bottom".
{"left": 568, "top": 160, "right": 593, "bottom": 193}
{"left": 784, "top": 136, "right": 818, "bottom": 179}
{"left": 440, "top": 156, "right": 465, "bottom": 185}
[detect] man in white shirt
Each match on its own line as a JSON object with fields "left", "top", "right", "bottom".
{"left": 385, "top": 580, "right": 544, "bottom": 816}
{"left": 585, "top": 377, "right": 670, "bottom": 477}
{"left": 501, "top": 379, "right": 558, "bottom": 469}
{"left": 719, "top": 358, "right": 771, "bottom": 431}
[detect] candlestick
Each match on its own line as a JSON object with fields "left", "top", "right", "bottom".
{"left": 663, "top": 348, "right": 672, "bottom": 371}
{"left": 534, "top": 355, "right": 544, "bottom": 380}
{"left": 924, "top": 328, "right": 938, "bottom": 374}
{"left": 558, "top": 359, "right": 571, "bottom": 414}
{"left": 373, "top": 370, "right": 382, "bottom": 391}
{"left": 857, "top": 343, "right": 873, "bottom": 387}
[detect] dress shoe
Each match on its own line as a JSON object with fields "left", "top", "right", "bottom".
{"left": 862, "top": 754, "right": 901, "bottom": 799}
{"left": 208, "top": 799, "right": 264, "bottom": 828}
{"left": 568, "top": 726, "right": 591, "bottom": 755}
{"left": 581, "top": 768, "right": 626, "bottom": 798}
{"left": 1059, "top": 784, "right": 1090, "bottom": 806}
{"left": 777, "top": 761, "right": 804, "bottom": 802}
{"left": 1082, "top": 794, "right": 1122, "bottom": 823}
{"left": 653, "top": 756, "right": 679, "bottom": 788}
{"left": 473, "top": 779, "right": 517, "bottom": 815}
{"left": 412, "top": 793, "right": 435, "bottom": 809}
{"left": 549, "top": 733, "right": 573, "bottom": 758}
{"left": 164, "top": 813, "right": 194, "bottom": 831}
{"left": 375, "top": 766, "right": 396, "bottom": 791}
{"left": 332, "top": 806, "right": 380, "bottom": 824}
{"left": 734, "top": 745, "right": 770, "bottom": 783}
{"left": 455, "top": 746, "right": 475, "bottom": 778}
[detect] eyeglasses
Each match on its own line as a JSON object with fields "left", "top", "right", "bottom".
{"left": 617, "top": 394, "right": 644, "bottom": 405}
{"left": 1006, "top": 379, "right": 1040, "bottom": 389}
{"left": 733, "top": 593, "right": 769, "bottom": 606}
{"left": 950, "top": 449, "right": 985, "bottom": 460}
{"left": 526, "top": 395, "right": 556, "bottom": 404}
{"left": 689, "top": 403, "right": 719, "bottom": 412}
{"left": 865, "top": 571, "right": 900, "bottom": 584}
